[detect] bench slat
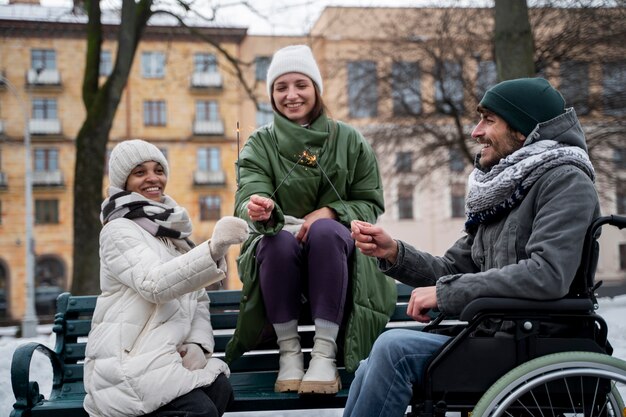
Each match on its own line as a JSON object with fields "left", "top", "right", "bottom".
{"left": 65, "top": 296, "right": 98, "bottom": 314}
{"left": 64, "top": 342, "right": 87, "bottom": 362}
{"left": 64, "top": 319, "right": 92, "bottom": 338}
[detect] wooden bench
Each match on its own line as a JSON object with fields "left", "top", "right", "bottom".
{"left": 10, "top": 283, "right": 420, "bottom": 416}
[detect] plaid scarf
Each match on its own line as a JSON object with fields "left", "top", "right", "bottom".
{"left": 465, "top": 140, "right": 595, "bottom": 231}
{"left": 101, "top": 186, "right": 193, "bottom": 240}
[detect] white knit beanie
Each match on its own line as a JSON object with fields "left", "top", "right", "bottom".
{"left": 266, "top": 44, "right": 323, "bottom": 98}
{"left": 108, "top": 139, "right": 169, "bottom": 189}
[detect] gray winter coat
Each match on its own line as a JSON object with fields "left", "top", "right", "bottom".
{"left": 381, "top": 108, "right": 600, "bottom": 316}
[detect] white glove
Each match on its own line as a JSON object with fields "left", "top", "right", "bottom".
{"left": 209, "top": 216, "right": 249, "bottom": 260}
{"left": 178, "top": 343, "right": 208, "bottom": 371}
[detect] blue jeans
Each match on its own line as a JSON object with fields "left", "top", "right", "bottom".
{"left": 343, "top": 329, "right": 451, "bottom": 417}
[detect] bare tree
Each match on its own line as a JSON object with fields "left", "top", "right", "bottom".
{"left": 71, "top": 0, "right": 259, "bottom": 294}
{"left": 317, "top": 4, "right": 625, "bottom": 209}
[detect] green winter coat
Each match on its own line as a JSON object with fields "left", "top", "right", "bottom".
{"left": 225, "top": 112, "right": 397, "bottom": 372}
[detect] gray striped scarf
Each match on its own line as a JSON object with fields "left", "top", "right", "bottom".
{"left": 101, "top": 186, "right": 193, "bottom": 240}
{"left": 465, "top": 140, "right": 595, "bottom": 231}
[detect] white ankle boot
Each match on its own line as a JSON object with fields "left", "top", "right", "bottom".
{"left": 274, "top": 321, "right": 304, "bottom": 393}
{"left": 298, "top": 324, "right": 341, "bottom": 395}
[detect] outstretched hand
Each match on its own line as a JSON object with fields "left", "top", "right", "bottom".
{"left": 350, "top": 220, "right": 399, "bottom": 263}
{"left": 209, "top": 216, "right": 249, "bottom": 260}
{"left": 247, "top": 194, "right": 274, "bottom": 222}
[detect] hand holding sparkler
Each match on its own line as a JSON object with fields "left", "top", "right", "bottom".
{"left": 247, "top": 194, "right": 275, "bottom": 222}
{"left": 351, "top": 220, "right": 399, "bottom": 264}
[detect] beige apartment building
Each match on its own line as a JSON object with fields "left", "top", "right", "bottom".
{"left": 1, "top": 3, "right": 625, "bottom": 325}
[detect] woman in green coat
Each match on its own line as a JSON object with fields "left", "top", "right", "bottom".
{"left": 226, "top": 44, "right": 396, "bottom": 395}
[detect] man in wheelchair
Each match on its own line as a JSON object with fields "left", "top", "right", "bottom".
{"left": 344, "top": 78, "right": 604, "bottom": 417}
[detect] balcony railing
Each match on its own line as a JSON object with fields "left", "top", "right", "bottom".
{"left": 32, "top": 170, "right": 64, "bottom": 186}
{"left": 190, "top": 72, "right": 223, "bottom": 88}
{"left": 193, "top": 120, "right": 224, "bottom": 136}
{"left": 29, "top": 119, "right": 61, "bottom": 135}
{"left": 27, "top": 69, "right": 61, "bottom": 85}
{"left": 194, "top": 170, "right": 226, "bottom": 186}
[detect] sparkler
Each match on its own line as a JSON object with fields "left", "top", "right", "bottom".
{"left": 311, "top": 150, "right": 351, "bottom": 216}
{"left": 267, "top": 149, "right": 311, "bottom": 200}
{"left": 236, "top": 121, "right": 240, "bottom": 188}
{"left": 268, "top": 147, "right": 350, "bottom": 217}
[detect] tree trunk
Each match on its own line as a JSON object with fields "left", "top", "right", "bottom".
{"left": 71, "top": 0, "right": 151, "bottom": 294}
{"left": 494, "top": 0, "right": 535, "bottom": 81}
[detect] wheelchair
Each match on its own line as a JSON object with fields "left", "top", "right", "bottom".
{"left": 407, "top": 215, "right": 626, "bottom": 417}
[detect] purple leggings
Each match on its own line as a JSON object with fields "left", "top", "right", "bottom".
{"left": 255, "top": 218, "right": 354, "bottom": 325}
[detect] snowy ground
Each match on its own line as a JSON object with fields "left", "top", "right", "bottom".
{"left": 1, "top": 295, "right": 626, "bottom": 417}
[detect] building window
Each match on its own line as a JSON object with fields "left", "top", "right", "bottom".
{"left": 32, "top": 98, "right": 57, "bottom": 119}
{"left": 31, "top": 49, "right": 56, "bottom": 71}
{"left": 476, "top": 60, "right": 496, "bottom": 100}
{"left": 255, "top": 56, "right": 271, "bottom": 82}
{"left": 435, "top": 60, "right": 464, "bottom": 115}
{"left": 560, "top": 61, "right": 590, "bottom": 115}
{"left": 450, "top": 183, "right": 466, "bottom": 218}
{"left": 194, "top": 53, "right": 217, "bottom": 73}
{"left": 396, "top": 151, "right": 413, "bottom": 173}
{"left": 197, "top": 147, "right": 221, "bottom": 172}
{"left": 100, "top": 50, "right": 112, "bottom": 76}
{"left": 34, "top": 148, "right": 59, "bottom": 171}
{"left": 143, "top": 100, "right": 166, "bottom": 126}
{"left": 35, "top": 199, "right": 59, "bottom": 224}
{"left": 0, "top": 200, "right": 2, "bottom": 225}
{"left": 199, "top": 195, "right": 221, "bottom": 221}
{"left": 141, "top": 52, "right": 165, "bottom": 78}
{"left": 602, "top": 61, "right": 626, "bottom": 116}
{"left": 449, "top": 149, "right": 466, "bottom": 173}
{"left": 35, "top": 256, "right": 65, "bottom": 317}
{"left": 159, "top": 148, "right": 168, "bottom": 161}
{"left": 397, "top": 184, "right": 414, "bottom": 220}
{"left": 196, "top": 100, "right": 219, "bottom": 122}
{"left": 256, "top": 102, "right": 273, "bottom": 127}
{"left": 620, "top": 244, "right": 626, "bottom": 270}
{"left": 392, "top": 61, "right": 421, "bottom": 116}
{"left": 348, "top": 61, "right": 378, "bottom": 118}
{"left": 614, "top": 148, "right": 626, "bottom": 171}
{"left": 617, "top": 182, "right": 626, "bottom": 214}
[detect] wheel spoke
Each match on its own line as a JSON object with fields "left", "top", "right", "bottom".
{"left": 545, "top": 382, "right": 557, "bottom": 417}
{"left": 590, "top": 375, "right": 600, "bottom": 416}
{"left": 529, "top": 387, "right": 547, "bottom": 417}
{"left": 563, "top": 376, "right": 579, "bottom": 417}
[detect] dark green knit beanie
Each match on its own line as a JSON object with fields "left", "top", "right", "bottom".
{"left": 479, "top": 77, "right": 565, "bottom": 137}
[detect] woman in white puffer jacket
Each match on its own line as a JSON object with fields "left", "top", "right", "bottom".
{"left": 83, "top": 139, "right": 248, "bottom": 417}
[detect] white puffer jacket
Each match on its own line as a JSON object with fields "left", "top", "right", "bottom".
{"left": 83, "top": 218, "right": 230, "bottom": 417}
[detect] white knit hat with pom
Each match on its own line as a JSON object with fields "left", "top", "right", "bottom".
{"left": 108, "top": 139, "right": 169, "bottom": 189}
{"left": 266, "top": 44, "right": 323, "bottom": 98}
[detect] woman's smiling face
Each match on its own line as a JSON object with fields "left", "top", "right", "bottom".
{"left": 272, "top": 72, "right": 317, "bottom": 125}
{"left": 125, "top": 161, "right": 167, "bottom": 202}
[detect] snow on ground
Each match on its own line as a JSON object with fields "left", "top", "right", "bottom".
{"left": 1, "top": 295, "right": 626, "bottom": 417}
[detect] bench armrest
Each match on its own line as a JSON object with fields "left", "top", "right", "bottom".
{"left": 11, "top": 341, "right": 63, "bottom": 416}
{"left": 459, "top": 297, "right": 594, "bottom": 322}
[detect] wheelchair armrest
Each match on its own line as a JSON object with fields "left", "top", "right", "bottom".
{"left": 459, "top": 297, "right": 594, "bottom": 322}
{"left": 11, "top": 341, "right": 63, "bottom": 411}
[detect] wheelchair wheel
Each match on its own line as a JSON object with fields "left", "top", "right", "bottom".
{"left": 472, "top": 351, "right": 626, "bottom": 417}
